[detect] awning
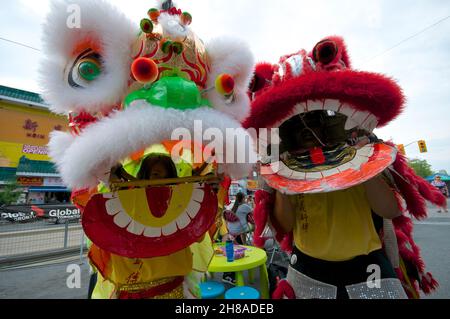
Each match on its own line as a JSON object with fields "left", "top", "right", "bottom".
{"left": 0, "top": 167, "right": 17, "bottom": 183}
{"left": 426, "top": 174, "right": 450, "bottom": 182}
{"left": 15, "top": 156, "right": 59, "bottom": 177}
{"left": 28, "top": 187, "right": 70, "bottom": 193}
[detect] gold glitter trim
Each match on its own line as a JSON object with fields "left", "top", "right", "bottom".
{"left": 117, "top": 277, "right": 177, "bottom": 293}
{"left": 153, "top": 285, "right": 184, "bottom": 299}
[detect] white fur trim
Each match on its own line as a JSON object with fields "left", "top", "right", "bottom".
{"left": 39, "top": 0, "right": 137, "bottom": 114}
{"left": 50, "top": 102, "right": 256, "bottom": 188}
{"left": 47, "top": 130, "right": 76, "bottom": 166}
{"left": 205, "top": 37, "right": 254, "bottom": 122}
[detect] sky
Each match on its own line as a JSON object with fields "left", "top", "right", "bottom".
{"left": 0, "top": 0, "right": 449, "bottom": 173}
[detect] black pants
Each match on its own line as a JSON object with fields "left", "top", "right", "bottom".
{"left": 87, "top": 273, "right": 98, "bottom": 299}
{"left": 290, "top": 246, "right": 398, "bottom": 299}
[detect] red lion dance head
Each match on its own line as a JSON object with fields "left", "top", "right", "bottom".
{"left": 245, "top": 36, "right": 446, "bottom": 298}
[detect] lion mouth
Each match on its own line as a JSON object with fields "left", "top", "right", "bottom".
{"left": 82, "top": 182, "right": 218, "bottom": 258}
{"left": 256, "top": 97, "right": 400, "bottom": 194}
{"left": 263, "top": 99, "right": 377, "bottom": 175}
{"left": 104, "top": 184, "right": 207, "bottom": 237}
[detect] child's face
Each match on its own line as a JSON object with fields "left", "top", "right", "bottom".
{"left": 149, "top": 161, "right": 169, "bottom": 179}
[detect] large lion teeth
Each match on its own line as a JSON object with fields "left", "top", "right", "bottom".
{"left": 176, "top": 212, "right": 191, "bottom": 230}
{"left": 350, "top": 110, "right": 371, "bottom": 129}
{"left": 291, "top": 171, "right": 307, "bottom": 179}
{"left": 162, "top": 221, "right": 177, "bottom": 236}
{"left": 105, "top": 198, "right": 122, "bottom": 216}
{"left": 362, "top": 115, "right": 378, "bottom": 132}
{"left": 278, "top": 165, "right": 294, "bottom": 178}
{"left": 337, "top": 103, "right": 354, "bottom": 118}
{"left": 127, "top": 220, "right": 145, "bottom": 235}
{"left": 276, "top": 100, "right": 379, "bottom": 134}
{"left": 113, "top": 211, "right": 132, "bottom": 228}
{"left": 322, "top": 168, "right": 340, "bottom": 177}
{"left": 143, "top": 226, "right": 162, "bottom": 238}
{"left": 336, "top": 162, "right": 353, "bottom": 172}
{"left": 358, "top": 144, "right": 375, "bottom": 158}
{"left": 348, "top": 154, "right": 367, "bottom": 169}
{"left": 344, "top": 117, "right": 359, "bottom": 130}
{"left": 339, "top": 104, "right": 358, "bottom": 130}
{"left": 295, "top": 103, "right": 307, "bottom": 114}
{"left": 305, "top": 172, "right": 323, "bottom": 180}
{"left": 307, "top": 100, "right": 323, "bottom": 111}
{"left": 185, "top": 200, "right": 201, "bottom": 219}
{"left": 103, "top": 193, "right": 116, "bottom": 199}
{"left": 191, "top": 188, "right": 204, "bottom": 202}
{"left": 323, "top": 99, "right": 341, "bottom": 112}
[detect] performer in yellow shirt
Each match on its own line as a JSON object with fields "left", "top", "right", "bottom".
{"left": 273, "top": 178, "right": 404, "bottom": 299}
{"left": 243, "top": 36, "right": 444, "bottom": 298}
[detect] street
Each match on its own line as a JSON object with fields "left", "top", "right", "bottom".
{"left": 415, "top": 199, "right": 450, "bottom": 299}
{"left": 0, "top": 200, "right": 448, "bottom": 299}
{"left": 0, "top": 220, "right": 83, "bottom": 257}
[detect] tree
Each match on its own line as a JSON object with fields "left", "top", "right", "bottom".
{"left": 408, "top": 158, "right": 434, "bottom": 178}
{"left": 0, "top": 183, "right": 21, "bottom": 206}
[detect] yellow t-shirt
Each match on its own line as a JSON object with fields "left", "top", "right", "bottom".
{"left": 291, "top": 185, "right": 382, "bottom": 262}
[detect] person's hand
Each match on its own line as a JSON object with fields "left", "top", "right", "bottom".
{"left": 363, "top": 175, "right": 401, "bottom": 219}
{"left": 222, "top": 233, "right": 235, "bottom": 242}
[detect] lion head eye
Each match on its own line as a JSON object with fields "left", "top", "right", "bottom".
{"left": 68, "top": 49, "right": 102, "bottom": 88}
{"left": 77, "top": 58, "right": 101, "bottom": 81}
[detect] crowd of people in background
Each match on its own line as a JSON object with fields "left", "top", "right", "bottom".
{"left": 431, "top": 175, "right": 449, "bottom": 213}
{"left": 220, "top": 192, "right": 255, "bottom": 285}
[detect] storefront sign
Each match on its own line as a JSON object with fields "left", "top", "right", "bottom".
{"left": 247, "top": 180, "right": 259, "bottom": 190}
{"left": 0, "top": 204, "right": 80, "bottom": 222}
{"left": 43, "top": 177, "right": 64, "bottom": 187}
{"left": 22, "top": 144, "right": 48, "bottom": 155}
{"left": 17, "top": 176, "right": 44, "bottom": 186}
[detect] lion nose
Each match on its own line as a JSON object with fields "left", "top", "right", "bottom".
{"left": 123, "top": 76, "right": 210, "bottom": 110}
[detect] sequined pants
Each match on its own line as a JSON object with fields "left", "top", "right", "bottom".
{"left": 287, "top": 246, "right": 407, "bottom": 299}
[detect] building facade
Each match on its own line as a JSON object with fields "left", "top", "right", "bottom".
{"left": 0, "top": 85, "right": 69, "bottom": 204}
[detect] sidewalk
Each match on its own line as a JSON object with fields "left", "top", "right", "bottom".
{"left": 0, "top": 200, "right": 447, "bottom": 299}
{"left": 0, "top": 257, "right": 90, "bottom": 299}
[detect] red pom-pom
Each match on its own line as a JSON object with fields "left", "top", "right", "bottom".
{"left": 131, "top": 57, "right": 158, "bottom": 84}
{"left": 310, "top": 147, "right": 326, "bottom": 165}
{"left": 215, "top": 74, "right": 235, "bottom": 96}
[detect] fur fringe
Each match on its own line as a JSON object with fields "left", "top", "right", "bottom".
{"left": 252, "top": 190, "right": 274, "bottom": 247}
{"left": 389, "top": 143, "right": 446, "bottom": 220}
{"left": 272, "top": 279, "right": 296, "bottom": 299}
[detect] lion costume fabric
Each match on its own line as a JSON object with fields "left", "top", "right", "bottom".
{"left": 40, "top": 0, "right": 255, "bottom": 298}
{"left": 244, "top": 36, "right": 446, "bottom": 299}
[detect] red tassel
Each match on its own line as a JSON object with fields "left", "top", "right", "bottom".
{"left": 420, "top": 272, "right": 439, "bottom": 294}
{"left": 252, "top": 190, "right": 274, "bottom": 248}
{"left": 280, "top": 232, "right": 293, "bottom": 253}
{"left": 272, "top": 280, "right": 296, "bottom": 299}
{"left": 387, "top": 141, "right": 446, "bottom": 219}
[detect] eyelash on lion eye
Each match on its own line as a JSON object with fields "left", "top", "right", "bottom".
{"left": 68, "top": 49, "right": 102, "bottom": 88}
